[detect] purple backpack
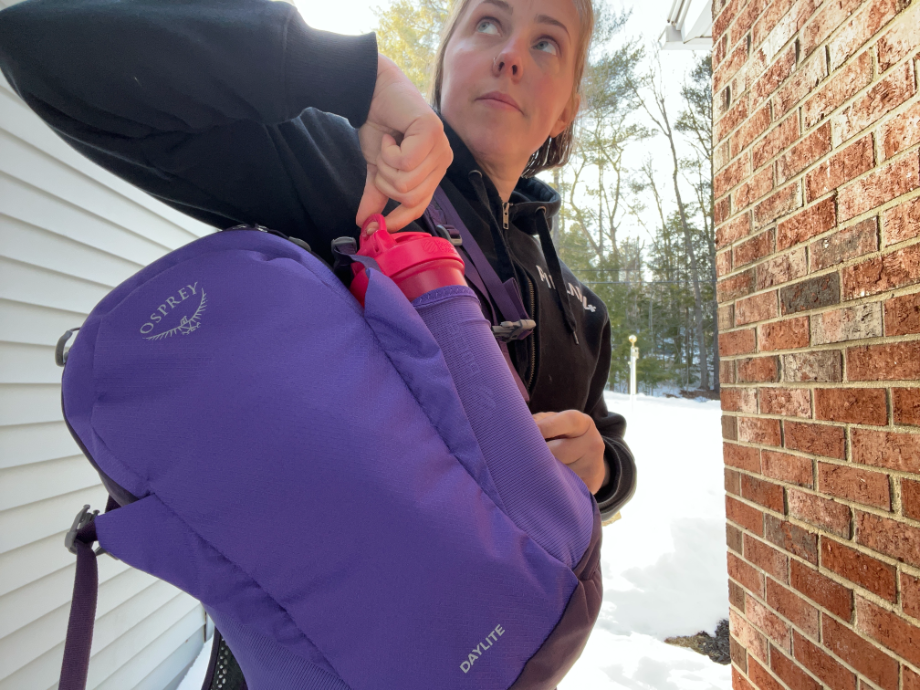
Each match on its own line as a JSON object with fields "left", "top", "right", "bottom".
{"left": 56, "top": 215, "right": 602, "bottom": 690}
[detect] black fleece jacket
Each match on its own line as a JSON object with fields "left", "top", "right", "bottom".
{"left": 0, "top": 0, "right": 635, "bottom": 520}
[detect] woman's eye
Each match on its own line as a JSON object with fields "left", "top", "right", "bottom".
{"left": 535, "top": 39, "right": 558, "bottom": 55}
{"left": 476, "top": 19, "right": 499, "bottom": 34}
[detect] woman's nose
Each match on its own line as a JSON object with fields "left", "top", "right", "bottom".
{"left": 492, "top": 45, "right": 524, "bottom": 80}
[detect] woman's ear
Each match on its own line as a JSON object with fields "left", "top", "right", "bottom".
{"left": 549, "top": 92, "right": 581, "bottom": 138}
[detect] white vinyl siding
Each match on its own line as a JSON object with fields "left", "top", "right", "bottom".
{"left": 0, "top": 15, "right": 214, "bottom": 687}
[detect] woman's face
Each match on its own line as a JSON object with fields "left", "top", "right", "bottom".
{"left": 440, "top": 0, "right": 581, "bottom": 175}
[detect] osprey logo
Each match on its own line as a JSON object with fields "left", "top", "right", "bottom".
{"left": 139, "top": 282, "right": 207, "bottom": 340}
{"left": 460, "top": 624, "right": 504, "bottom": 674}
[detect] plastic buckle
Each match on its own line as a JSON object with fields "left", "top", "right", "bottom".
{"left": 492, "top": 319, "right": 536, "bottom": 342}
{"left": 65, "top": 504, "right": 99, "bottom": 555}
{"left": 287, "top": 236, "right": 312, "bottom": 252}
{"left": 331, "top": 236, "right": 357, "bottom": 257}
{"left": 55, "top": 327, "right": 80, "bottom": 367}
{"left": 331, "top": 236, "right": 357, "bottom": 252}
{"left": 331, "top": 237, "right": 358, "bottom": 270}
{"left": 435, "top": 224, "right": 463, "bottom": 247}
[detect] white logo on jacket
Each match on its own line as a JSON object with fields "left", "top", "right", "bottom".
{"left": 536, "top": 266, "right": 597, "bottom": 313}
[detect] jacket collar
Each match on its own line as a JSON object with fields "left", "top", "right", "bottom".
{"left": 438, "top": 114, "right": 580, "bottom": 342}
{"left": 440, "top": 115, "right": 562, "bottom": 236}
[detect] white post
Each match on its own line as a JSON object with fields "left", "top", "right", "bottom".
{"left": 628, "top": 335, "right": 639, "bottom": 400}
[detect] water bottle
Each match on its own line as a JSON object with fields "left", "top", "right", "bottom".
{"left": 349, "top": 214, "right": 466, "bottom": 306}
{"left": 348, "top": 213, "right": 593, "bottom": 560}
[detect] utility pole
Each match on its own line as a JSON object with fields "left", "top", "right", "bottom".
{"left": 629, "top": 335, "right": 639, "bottom": 400}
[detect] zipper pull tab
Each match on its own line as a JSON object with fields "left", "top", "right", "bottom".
{"left": 502, "top": 202, "right": 510, "bottom": 230}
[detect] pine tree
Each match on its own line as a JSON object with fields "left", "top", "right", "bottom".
{"left": 373, "top": 0, "right": 450, "bottom": 94}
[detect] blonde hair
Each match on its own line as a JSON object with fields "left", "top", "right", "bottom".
{"left": 428, "top": 0, "right": 594, "bottom": 178}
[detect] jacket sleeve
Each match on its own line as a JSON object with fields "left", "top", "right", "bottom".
{"left": 0, "top": 0, "right": 377, "bottom": 262}
{"left": 585, "top": 316, "right": 637, "bottom": 523}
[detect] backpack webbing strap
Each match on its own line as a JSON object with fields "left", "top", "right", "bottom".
{"left": 430, "top": 188, "right": 534, "bottom": 340}
{"left": 433, "top": 241, "right": 531, "bottom": 401}
{"left": 425, "top": 190, "right": 533, "bottom": 401}
{"left": 59, "top": 506, "right": 101, "bottom": 690}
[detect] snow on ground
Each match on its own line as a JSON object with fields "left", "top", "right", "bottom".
{"left": 179, "top": 392, "right": 729, "bottom": 689}
{"left": 558, "top": 392, "right": 730, "bottom": 690}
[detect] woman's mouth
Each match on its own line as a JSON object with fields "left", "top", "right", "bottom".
{"left": 477, "top": 91, "right": 522, "bottom": 113}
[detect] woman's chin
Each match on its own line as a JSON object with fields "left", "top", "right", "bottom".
{"left": 462, "top": 130, "right": 528, "bottom": 172}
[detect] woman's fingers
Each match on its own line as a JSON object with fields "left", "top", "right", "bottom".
{"left": 376, "top": 130, "right": 450, "bottom": 200}
{"left": 357, "top": 158, "right": 443, "bottom": 232}
{"left": 534, "top": 410, "right": 593, "bottom": 441}
{"left": 355, "top": 164, "right": 390, "bottom": 230}
{"left": 364, "top": 133, "right": 451, "bottom": 231}
{"left": 533, "top": 410, "right": 606, "bottom": 492}
{"left": 383, "top": 165, "right": 448, "bottom": 231}
{"left": 547, "top": 432, "right": 607, "bottom": 494}
{"left": 380, "top": 115, "right": 450, "bottom": 179}
{"left": 372, "top": 162, "right": 437, "bottom": 212}
{"left": 355, "top": 54, "right": 452, "bottom": 231}
{"left": 546, "top": 432, "right": 604, "bottom": 467}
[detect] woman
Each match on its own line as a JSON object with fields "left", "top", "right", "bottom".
{"left": 0, "top": 0, "right": 634, "bottom": 519}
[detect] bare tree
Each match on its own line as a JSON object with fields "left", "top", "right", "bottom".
{"left": 629, "top": 49, "right": 710, "bottom": 390}
{"left": 677, "top": 53, "right": 718, "bottom": 392}
{"left": 558, "top": 8, "right": 645, "bottom": 265}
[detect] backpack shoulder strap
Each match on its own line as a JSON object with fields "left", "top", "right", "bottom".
{"left": 58, "top": 495, "right": 117, "bottom": 690}
{"left": 427, "top": 188, "right": 534, "bottom": 336}
{"left": 423, "top": 189, "right": 533, "bottom": 401}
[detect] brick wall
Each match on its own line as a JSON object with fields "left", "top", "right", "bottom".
{"left": 712, "top": 0, "right": 920, "bottom": 687}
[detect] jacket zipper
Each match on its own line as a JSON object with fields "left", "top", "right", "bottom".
{"left": 501, "top": 199, "right": 535, "bottom": 390}
{"left": 525, "top": 273, "right": 536, "bottom": 390}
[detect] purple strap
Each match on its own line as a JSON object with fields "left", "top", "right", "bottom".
{"left": 430, "top": 188, "right": 533, "bottom": 336}
{"left": 459, "top": 259, "right": 530, "bottom": 401}
{"left": 424, "top": 192, "right": 532, "bottom": 401}
{"left": 59, "top": 495, "right": 121, "bottom": 690}
{"left": 59, "top": 517, "right": 99, "bottom": 690}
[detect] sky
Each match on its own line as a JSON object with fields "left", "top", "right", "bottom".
{"left": 293, "top": 0, "right": 711, "bottom": 45}
{"left": 292, "top": 0, "right": 707, "bottom": 81}
{"left": 292, "top": 0, "right": 713, "bottom": 244}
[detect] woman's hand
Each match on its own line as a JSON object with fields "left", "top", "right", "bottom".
{"left": 533, "top": 410, "right": 609, "bottom": 494}
{"left": 356, "top": 54, "right": 453, "bottom": 233}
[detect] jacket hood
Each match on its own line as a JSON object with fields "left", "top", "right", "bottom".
{"left": 510, "top": 177, "right": 562, "bottom": 234}
{"left": 440, "top": 115, "right": 562, "bottom": 235}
